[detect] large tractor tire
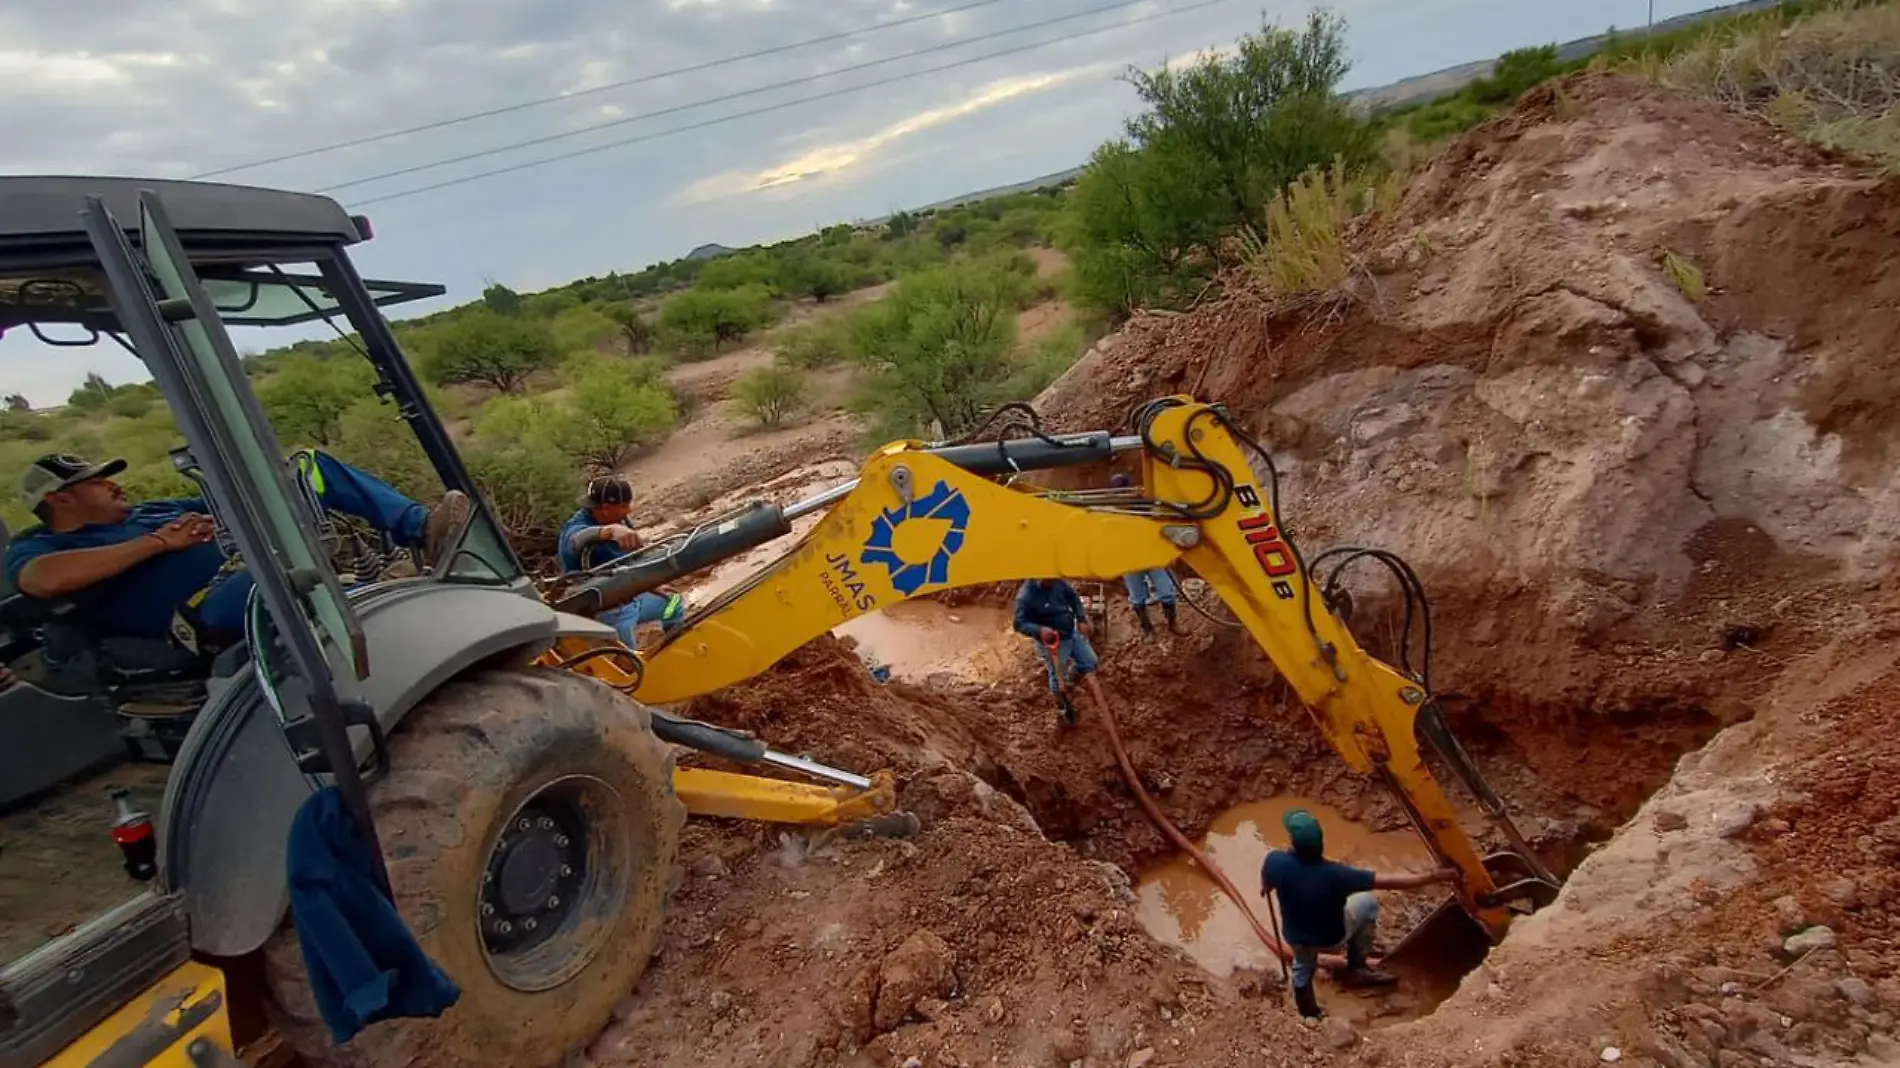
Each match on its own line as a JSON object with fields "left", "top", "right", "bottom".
{"left": 261, "top": 668, "right": 685, "bottom": 1067}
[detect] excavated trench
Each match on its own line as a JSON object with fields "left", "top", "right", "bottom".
{"left": 812, "top": 594, "right": 1730, "bottom": 1028}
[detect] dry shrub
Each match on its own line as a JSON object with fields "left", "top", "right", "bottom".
{"left": 1656, "top": 1, "right": 1900, "bottom": 168}
{"left": 1242, "top": 156, "right": 1399, "bottom": 304}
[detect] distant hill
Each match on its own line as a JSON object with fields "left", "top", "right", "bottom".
{"left": 683, "top": 243, "right": 735, "bottom": 262}
{"left": 910, "top": 166, "right": 1087, "bottom": 213}
{"left": 1343, "top": 0, "right": 1785, "bottom": 111}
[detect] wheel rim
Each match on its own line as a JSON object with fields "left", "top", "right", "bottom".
{"left": 478, "top": 774, "right": 630, "bottom": 992}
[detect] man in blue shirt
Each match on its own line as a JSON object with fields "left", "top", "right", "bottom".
{"left": 5, "top": 451, "right": 468, "bottom": 662}
{"left": 557, "top": 474, "right": 685, "bottom": 647}
{"left": 1261, "top": 808, "right": 1460, "bottom": 1018}
{"left": 1110, "top": 472, "right": 1182, "bottom": 639}
{"left": 1013, "top": 577, "right": 1097, "bottom": 724}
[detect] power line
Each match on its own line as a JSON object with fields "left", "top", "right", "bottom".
{"left": 319, "top": 0, "right": 1171, "bottom": 195}
{"left": 347, "top": 0, "right": 1236, "bottom": 209}
{"left": 188, "top": 0, "right": 1019, "bottom": 180}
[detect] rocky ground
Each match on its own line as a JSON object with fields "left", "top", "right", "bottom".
{"left": 575, "top": 73, "right": 1900, "bottom": 1068}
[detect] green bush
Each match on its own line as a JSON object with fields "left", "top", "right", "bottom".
{"left": 259, "top": 356, "right": 377, "bottom": 448}
{"left": 996, "top": 322, "right": 1089, "bottom": 402}
{"left": 547, "top": 304, "right": 620, "bottom": 355}
{"left": 658, "top": 284, "right": 779, "bottom": 358}
{"left": 473, "top": 355, "right": 677, "bottom": 472}
{"left": 848, "top": 257, "right": 1031, "bottom": 438}
{"left": 772, "top": 319, "right": 852, "bottom": 369}
{"left": 1060, "top": 9, "right": 1376, "bottom": 321}
{"left": 730, "top": 365, "right": 810, "bottom": 428}
{"left": 694, "top": 252, "right": 781, "bottom": 293}
{"left": 419, "top": 310, "right": 560, "bottom": 393}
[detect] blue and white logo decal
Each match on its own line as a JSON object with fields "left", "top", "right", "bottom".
{"left": 859, "top": 479, "right": 971, "bottom": 596}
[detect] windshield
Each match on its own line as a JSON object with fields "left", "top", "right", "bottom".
{"left": 0, "top": 247, "right": 517, "bottom": 587}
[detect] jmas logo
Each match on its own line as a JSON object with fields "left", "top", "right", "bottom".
{"left": 821, "top": 553, "right": 877, "bottom": 614}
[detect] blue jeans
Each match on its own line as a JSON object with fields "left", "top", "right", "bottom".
{"left": 1288, "top": 891, "right": 1380, "bottom": 988}
{"left": 1033, "top": 630, "right": 1098, "bottom": 692}
{"left": 194, "top": 452, "right": 431, "bottom": 635}
{"left": 599, "top": 592, "right": 686, "bottom": 646}
{"left": 1122, "top": 567, "right": 1177, "bottom": 607}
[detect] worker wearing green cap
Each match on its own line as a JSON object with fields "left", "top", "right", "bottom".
{"left": 1260, "top": 808, "right": 1460, "bottom": 1019}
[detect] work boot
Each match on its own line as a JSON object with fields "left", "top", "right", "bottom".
{"left": 1161, "top": 600, "right": 1183, "bottom": 634}
{"left": 1133, "top": 603, "right": 1155, "bottom": 639}
{"left": 420, "top": 490, "right": 473, "bottom": 571}
{"left": 1056, "top": 690, "right": 1079, "bottom": 725}
{"left": 1292, "top": 983, "right": 1323, "bottom": 1019}
{"left": 1337, "top": 964, "right": 1399, "bottom": 989}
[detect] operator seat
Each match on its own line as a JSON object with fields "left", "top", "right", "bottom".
{"left": 0, "top": 517, "right": 130, "bottom": 807}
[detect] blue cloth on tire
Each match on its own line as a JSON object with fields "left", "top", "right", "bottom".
{"left": 286, "top": 786, "right": 461, "bottom": 1044}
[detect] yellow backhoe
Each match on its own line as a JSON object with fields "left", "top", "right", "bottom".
{"left": 0, "top": 177, "right": 1555, "bottom": 1068}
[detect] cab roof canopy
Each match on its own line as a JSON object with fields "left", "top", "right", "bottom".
{"left": 0, "top": 176, "right": 369, "bottom": 274}
{"left": 0, "top": 176, "right": 441, "bottom": 332}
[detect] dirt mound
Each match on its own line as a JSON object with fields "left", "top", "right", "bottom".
{"left": 1040, "top": 73, "right": 1894, "bottom": 717}
{"left": 584, "top": 74, "right": 1900, "bottom": 1068}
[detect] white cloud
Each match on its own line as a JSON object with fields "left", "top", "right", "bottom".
{"left": 674, "top": 64, "right": 1102, "bottom": 204}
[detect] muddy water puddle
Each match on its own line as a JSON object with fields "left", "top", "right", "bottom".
{"left": 1135, "top": 797, "right": 1453, "bottom": 1024}
{"left": 835, "top": 603, "right": 1019, "bottom": 684}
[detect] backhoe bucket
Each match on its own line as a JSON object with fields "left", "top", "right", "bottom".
{"left": 1379, "top": 849, "right": 1560, "bottom": 985}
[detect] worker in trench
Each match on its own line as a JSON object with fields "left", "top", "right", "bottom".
{"left": 1261, "top": 808, "right": 1461, "bottom": 1019}
{"left": 1107, "top": 473, "right": 1183, "bottom": 639}
{"left": 558, "top": 474, "right": 688, "bottom": 646}
{"left": 1012, "top": 576, "right": 1099, "bottom": 724}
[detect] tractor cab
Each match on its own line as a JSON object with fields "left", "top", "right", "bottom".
{"left": 0, "top": 177, "right": 549, "bottom": 1064}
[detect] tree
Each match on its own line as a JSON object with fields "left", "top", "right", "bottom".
{"left": 67, "top": 371, "right": 116, "bottom": 411}
{"left": 422, "top": 311, "right": 560, "bottom": 392}
{"left": 1061, "top": 9, "right": 1377, "bottom": 321}
{"left": 886, "top": 211, "right": 918, "bottom": 239}
{"left": 260, "top": 356, "right": 376, "bottom": 447}
{"left": 1471, "top": 45, "right": 1562, "bottom": 104}
{"left": 4, "top": 394, "right": 28, "bottom": 412}
{"left": 848, "top": 258, "right": 1030, "bottom": 438}
{"left": 603, "top": 304, "right": 654, "bottom": 354}
{"left": 778, "top": 253, "right": 857, "bottom": 302}
{"left": 730, "top": 365, "right": 809, "bottom": 427}
{"left": 474, "top": 356, "right": 678, "bottom": 473}
{"left": 556, "top": 356, "right": 679, "bottom": 470}
{"left": 482, "top": 282, "right": 524, "bottom": 315}
{"left": 694, "top": 253, "right": 780, "bottom": 293}
{"left": 658, "top": 285, "right": 777, "bottom": 357}
{"left": 1122, "top": 10, "right": 1374, "bottom": 225}
{"left": 1060, "top": 140, "right": 1224, "bottom": 320}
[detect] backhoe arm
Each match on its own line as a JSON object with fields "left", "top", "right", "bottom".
{"left": 559, "top": 398, "right": 1544, "bottom": 938}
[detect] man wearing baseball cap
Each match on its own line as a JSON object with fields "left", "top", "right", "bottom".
{"left": 558, "top": 474, "right": 686, "bottom": 646}
{"left": 5, "top": 451, "right": 469, "bottom": 659}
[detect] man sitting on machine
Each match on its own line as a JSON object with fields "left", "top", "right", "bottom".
{"left": 4, "top": 452, "right": 470, "bottom": 671}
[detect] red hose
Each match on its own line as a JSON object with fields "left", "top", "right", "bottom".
{"left": 1064, "top": 661, "right": 1357, "bottom": 971}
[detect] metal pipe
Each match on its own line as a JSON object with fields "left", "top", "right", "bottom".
{"left": 784, "top": 478, "right": 859, "bottom": 521}
{"left": 761, "top": 750, "right": 874, "bottom": 791}
{"left": 784, "top": 434, "right": 1146, "bottom": 523}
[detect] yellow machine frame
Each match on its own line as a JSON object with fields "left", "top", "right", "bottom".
{"left": 542, "top": 397, "right": 1542, "bottom": 939}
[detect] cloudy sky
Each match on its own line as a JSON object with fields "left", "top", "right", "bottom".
{"left": 2, "top": 0, "right": 1730, "bottom": 406}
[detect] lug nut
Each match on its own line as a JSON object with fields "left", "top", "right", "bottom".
{"left": 498, "top": 921, "right": 513, "bottom": 935}
{"left": 517, "top": 818, "right": 531, "bottom": 831}
{"left": 559, "top": 865, "right": 572, "bottom": 877}
{"left": 481, "top": 903, "right": 495, "bottom": 916}
{"left": 553, "top": 834, "right": 570, "bottom": 847}
{"left": 547, "top": 895, "right": 560, "bottom": 909}
{"left": 524, "top": 918, "right": 537, "bottom": 931}
{"left": 538, "top": 817, "right": 554, "bottom": 830}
